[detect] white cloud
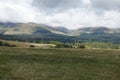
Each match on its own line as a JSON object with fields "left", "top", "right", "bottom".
{"left": 37, "top": 9, "right": 120, "bottom": 29}
{"left": 0, "top": 0, "right": 120, "bottom": 29}
{"left": 0, "top": 0, "right": 39, "bottom": 22}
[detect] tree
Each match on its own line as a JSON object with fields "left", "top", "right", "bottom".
{"left": 0, "top": 41, "right": 3, "bottom": 46}
{"left": 30, "top": 45, "right": 35, "bottom": 48}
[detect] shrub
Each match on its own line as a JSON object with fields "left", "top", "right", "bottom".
{"left": 30, "top": 45, "right": 35, "bottom": 48}
{"left": 79, "top": 45, "right": 86, "bottom": 49}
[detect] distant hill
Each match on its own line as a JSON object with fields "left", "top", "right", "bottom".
{"left": 0, "top": 22, "right": 69, "bottom": 35}
{"left": 70, "top": 27, "right": 120, "bottom": 36}
{"left": 0, "top": 22, "right": 120, "bottom": 44}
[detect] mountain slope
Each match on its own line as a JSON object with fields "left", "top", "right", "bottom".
{"left": 70, "top": 27, "right": 120, "bottom": 36}
{"left": 0, "top": 22, "right": 69, "bottom": 36}
{"left": 0, "top": 22, "right": 120, "bottom": 44}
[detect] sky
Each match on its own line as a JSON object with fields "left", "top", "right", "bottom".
{"left": 0, "top": 0, "right": 120, "bottom": 29}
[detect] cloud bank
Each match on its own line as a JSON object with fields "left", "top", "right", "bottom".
{"left": 0, "top": 0, "right": 120, "bottom": 29}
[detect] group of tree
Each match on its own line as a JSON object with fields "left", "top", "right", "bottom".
{"left": 0, "top": 41, "right": 17, "bottom": 47}
{"left": 72, "top": 42, "right": 120, "bottom": 49}
{"left": 47, "top": 41, "right": 85, "bottom": 49}
{"left": 83, "top": 42, "right": 120, "bottom": 49}
{"left": 48, "top": 41, "right": 120, "bottom": 49}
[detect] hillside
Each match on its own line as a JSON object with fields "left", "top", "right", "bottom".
{"left": 70, "top": 27, "right": 120, "bottom": 36}
{"left": 0, "top": 22, "right": 120, "bottom": 44}
{"left": 0, "top": 22, "right": 69, "bottom": 35}
{"left": 0, "top": 39, "right": 55, "bottom": 48}
{"left": 71, "top": 27, "right": 120, "bottom": 44}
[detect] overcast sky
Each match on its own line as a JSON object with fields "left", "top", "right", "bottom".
{"left": 0, "top": 0, "right": 120, "bottom": 29}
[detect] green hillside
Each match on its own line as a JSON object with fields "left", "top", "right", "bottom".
{"left": 0, "top": 22, "right": 69, "bottom": 35}
{"left": 0, "top": 22, "right": 120, "bottom": 44}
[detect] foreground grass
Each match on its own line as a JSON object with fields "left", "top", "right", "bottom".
{"left": 0, "top": 47, "right": 120, "bottom": 80}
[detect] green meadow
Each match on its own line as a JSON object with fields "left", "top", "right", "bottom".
{"left": 0, "top": 47, "right": 120, "bottom": 80}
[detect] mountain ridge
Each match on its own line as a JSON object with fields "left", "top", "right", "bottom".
{"left": 0, "top": 22, "right": 120, "bottom": 44}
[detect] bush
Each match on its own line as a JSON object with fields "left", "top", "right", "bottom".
{"left": 30, "top": 45, "right": 35, "bottom": 48}
{"left": 79, "top": 45, "right": 86, "bottom": 49}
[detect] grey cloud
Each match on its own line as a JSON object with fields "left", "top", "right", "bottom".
{"left": 32, "top": 0, "right": 83, "bottom": 13}
{"left": 91, "top": 0, "right": 120, "bottom": 11}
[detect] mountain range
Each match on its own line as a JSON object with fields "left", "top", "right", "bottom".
{"left": 0, "top": 22, "right": 120, "bottom": 44}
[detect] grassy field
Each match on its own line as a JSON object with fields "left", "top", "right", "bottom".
{"left": 0, "top": 47, "right": 120, "bottom": 80}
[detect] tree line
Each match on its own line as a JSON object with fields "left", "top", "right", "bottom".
{"left": 49, "top": 41, "right": 120, "bottom": 49}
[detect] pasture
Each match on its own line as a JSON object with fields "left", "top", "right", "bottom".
{"left": 0, "top": 47, "right": 120, "bottom": 80}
